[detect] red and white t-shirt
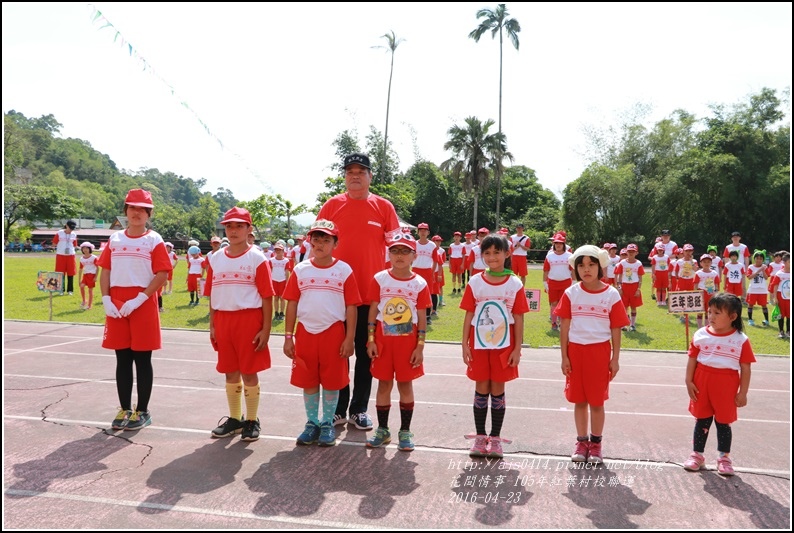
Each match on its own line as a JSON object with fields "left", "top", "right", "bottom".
{"left": 605, "top": 254, "right": 620, "bottom": 280}
{"left": 188, "top": 256, "right": 205, "bottom": 275}
{"left": 544, "top": 250, "right": 573, "bottom": 281}
{"left": 96, "top": 229, "right": 172, "bottom": 288}
{"left": 675, "top": 259, "right": 699, "bottom": 282}
{"left": 413, "top": 241, "right": 436, "bottom": 270}
{"left": 283, "top": 258, "right": 361, "bottom": 334}
{"left": 270, "top": 257, "right": 291, "bottom": 283}
{"left": 460, "top": 273, "right": 529, "bottom": 327}
{"left": 651, "top": 254, "right": 670, "bottom": 273}
{"left": 694, "top": 269, "right": 720, "bottom": 293}
{"left": 368, "top": 270, "right": 432, "bottom": 327}
{"left": 448, "top": 242, "right": 466, "bottom": 259}
{"left": 746, "top": 264, "right": 769, "bottom": 295}
{"left": 80, "top": 254, "right": 98, "bottom": 274}
{"left": 769, "top": 271, "right": 791, "bottom": 300}
{"left": 688, "top": 327, "right": 756, "bottom": 371}
{"left": 468, "top": 245, "right": 485, "bottom": 271}
{"left": 723, "top": 262, "right": 746, "bottom": 286}
{"left": 723, "top": 243, "right": 750, "bottom": 263}
{"left": 614, "top": 259, "right": 644, "bottom": 286}
{"left": 510, "top": 234, "right": 530, "bottom": 256}
{"left": 555, "top": 283, "right": 629, "bottom": 344}
{"left": 207, "top": 245, "right": 274, "bottom": 311}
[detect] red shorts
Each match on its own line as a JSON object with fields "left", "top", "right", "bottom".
{"left": 187, "top": 273, "right": 201, "bottom": 292}
{"left": 603, "top": 277, "right": 616, "bottom": 286}
{"left": 653, "top": 271, "right": 669, "bottom": 289}
{"left": 413, "top": 267, "right": 434, "bottom": 292}
{"left": 688, "top": 363, "right": 740, "bottom": 424}
{"left": 746, "top": 293, "right": 768, "bottom": 307}
{"left": 450, "top": 257, "right": 465, "bottom": 275}
{"left": 290, "top": 321, "right": 349, "bottom": 390}
{"left": 102, "top": 286, "right": 161, "bottom": 351}
{"left": 676, "top": 279, "right": 695, "bottom": 291}
{"left": 511, "top": 255, "right": 528, "bottom": 277}
{"left": 465, "top": 325, "right": 519, "bottom": 383}
{"left": 55, "top": 254, "right": 77, "bottom": 276}
{"left": 273, "top": 280, "right": 286, "bottom": 297}
{"left": 564, "top": 341, "right": 610, "bottom": 407}
{"left": 620, "top": 283, "right": 643, "bottom": 308}
{"left": 167, "top": 270, "right": 174, "bottom": 281}
{"left": 81, "top": 273, "right": 96, "bottom": 288}
{"left": 371, "top": 326, "right": 424, "bottom": 382}
{"left": 701, "top": 291, "right": 713, "bottom": 314}
{"left": 726, "top": 282, "right": 742, "bottom": 297}
{"left": 213, "top": 308, "right": 271, "bottom": 375}
{"left": 548, "top": 278, "right": 572, "bottom": 304}
{"left": 776, "top": 295, "right": 790, "bottom": 318}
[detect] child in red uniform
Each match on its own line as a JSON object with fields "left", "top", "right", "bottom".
{"left": 270, "top": 243, "right": 291, "bottom": 320}
{"left": 283, "top": 220, "right": 360, "bottom": 446}
{"left": 543, "top": 233, "right": 573, "bottom": 331}
{"left": 365, "top": 233, "right": 431, "bottom": 450}
{"left": 683, "top": 293, "right": 755, "bottom": 476}
{"left": 186, "top": 246, "right": 204, "bottom": 306}
{"left": 432, "top": 235, "right": 446, "bottom": 309}
{"left": 723, "top": 250, "right": 746, "bottom": 299}
{"left": 98, "top": 189, "right": 172, "bottom": 431}
{"left": 510, "top": 224, "right": 531, "bottom": 286}
{"left": 460, "top": 233, "right": 528, "bottom": 459}
{"left": 746, "top": 250, "right": 771, "bottom": 327}
{"left": 694, "top": 255, "right": 720, "bottom": 328}
{"left": 650, "top": 243, "right": 671, "bottom": 306}
{"left": 448, "top": 231, "right": 466, "bottom": 294}
{"left": 78, "top": 242, "right": 98, "bottom": 310}
{"left": 207, "top": 207, "right": 274, "bottom": 441}
{"left": 557, "top": 245, "right": 629, "bottom": 463}
{"left": 768, "top": 253, "right": 791, "bottom": 339}
{"left": 614, "top": 244, "right": 644, "bottom": 332}
{"left": 164, "top": 242, "right": 178, "bottom": 294}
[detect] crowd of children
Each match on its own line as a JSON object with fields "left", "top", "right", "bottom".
{"left": 74, "top": 197, "right": 783, "bottom": 474}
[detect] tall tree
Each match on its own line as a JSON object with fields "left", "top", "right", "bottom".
{"left": 469, "top": 3, "right": 521, "bottom": 227}
{"left": 373, "top": 30, "right": 405, "bottom": 184}
{"left": 441, "top": 116, "right": 512, "bottom": 229}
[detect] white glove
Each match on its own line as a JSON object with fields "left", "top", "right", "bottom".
{"left": 119, "top": 292, "right": 149, "bottom": 317}
{"left": 102, "top": 295, "right": 122, "bottom": 319}
{"left": 543, "top": 281, "right": 549, "bottom": 292}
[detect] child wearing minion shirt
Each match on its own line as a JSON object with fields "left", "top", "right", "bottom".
{"left": 365, "top": 232, "right": 432, "bottom": 451}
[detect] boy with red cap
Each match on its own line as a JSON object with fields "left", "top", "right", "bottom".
{"left": 78, "top": 242, "right": 97, "bottom": 310}
{"left": 283, "top": 220, "right": 360, "bottom": 446}
{"left": 675, "top": 245, "right": 699, "bottom": 292}
{"left": 53, "top": 219, "right": 78, "bottom": 294}
{"left": 365, "top": 232, "right": 432, "bottom": 450}
{"left": 467, "top": 228, "right": 490, "bottom": 279}
{"left": 462, "top": 231, "right": 476, "bottom": 289}
{"left": 432, "top": 235, "right": 446, "bottom": 309}
{"left": 98, "top": 189, "right": 172, "bottom": 431}
{"left": 693, "top": 254, "right": 720, "bottom": 328}
{"left": 413, "top": 223, "right": 438, "bottom": 324}
{"left": 270, "top": 242, "right": 291, "bottom": 320}
{"left": 614, "top": 244, "right": 645, "bottom": 332}
{"left": 206, "top": 206, "right": 274, "bottom": 441}
{"left": 650, "top": 243, "right": 671, "bottom": 306}
{"left": 448, "top": 231, "right": 466, "bottom": 294}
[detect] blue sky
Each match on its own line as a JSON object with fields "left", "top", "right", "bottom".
{"left": 3, "top": 2, "right": 791, "bottom": 213}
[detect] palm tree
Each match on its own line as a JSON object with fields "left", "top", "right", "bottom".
{"left": 441, "top": 117, "right": 513, "bottom": 229}
{"left": 373, "top": 30, "right": 405, "bottom": 183}
{"left": 469, "top": 4, "right": 520, "bottom": 227}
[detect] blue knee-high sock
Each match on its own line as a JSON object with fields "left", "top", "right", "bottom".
{"left": 304, "top": 392, "right": 320, "bottom": 425}
{"left": 321, "top": 389, "right": 339, "bottom": 425}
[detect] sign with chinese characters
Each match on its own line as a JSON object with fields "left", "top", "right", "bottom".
{"left": 667, "top": 291, "right": 704, "bottom": 314}
{"left": 525, "top": 289, "right": 541, "bottom": 313}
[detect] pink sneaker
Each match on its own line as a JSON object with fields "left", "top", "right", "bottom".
{"left": 487, "top": 436, "right": 511, "bottom": 458}
{"left": 572, "top": 440, "right": 589, "bottom": 462}
{"left": 466, "top": 435, "right": 489, "bottom": 457}
{"left": 717, "top": 455, "right": 735, "bottom": 476}
{"left": 683, "top": 451, "right": 705, "bottom": 471}
{"left": 587, "top": 441, "right": 603, "bottom": 464}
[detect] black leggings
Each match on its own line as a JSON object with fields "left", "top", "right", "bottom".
{"left": 115, "top": 348, "right": 153, "bottom": 412}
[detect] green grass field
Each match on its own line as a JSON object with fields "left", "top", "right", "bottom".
{"left": 4, "top": 254, "right": 790, "bottom": 356}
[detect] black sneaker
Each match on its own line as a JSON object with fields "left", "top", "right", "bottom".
{"left": 211, "top": 416, "right": 244, "bottom": 438}
{"left": 241, "top": 418, "right": 261, "bottom": 441}
{"left": 124, "top": 409, "right": 151, "bottom": 430}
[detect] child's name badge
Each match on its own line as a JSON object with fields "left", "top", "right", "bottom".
{"left": 474, "top": 301, "right": 510, "bottom": 350}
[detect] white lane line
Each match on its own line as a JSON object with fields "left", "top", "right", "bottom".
{"left": 4, "top": 415, "right": 790, "bottom": 477}
{"left": 3, "top": 379, "right": 789, "bottom": 424}
{"left": 3, "top": 338, "right": 90, "bottom": 354}
{"left": 2, "top": 488, "right": 379, "bottom": 529}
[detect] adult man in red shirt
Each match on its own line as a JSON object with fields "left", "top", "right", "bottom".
{"left": 317, "top": 153, "right": 401, "bottom": 430}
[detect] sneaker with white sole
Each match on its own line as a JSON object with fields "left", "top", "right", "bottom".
{"left": 397, "top": 430, "right": 415, "bottom": 451}
{"left": 332, "top": 413, "right": 348, "bottom": 426}
{"left": 717, "top": 455, "right": 735, "bottom": 476}
{"left": 488, "top": 436, "right": 511, "bottom": 458}
{"left": 240, "top": 418, "right": 261, "bottom": 441}
{"left": 572, "top": 440, "right": 589, "bottom": 462}
{"left": 466, "top": 434, "right": 489, "bottom": 457}
{"left": 587, "top": 441, "right": 603, "bottom": 464}
{"left": 351, "top": 412, "right": 373, "bottom": 430}
{"left": 683, "top": 451, "right": 705, "bottom": 471}
{"left": 211, "top": 416, "right": 244, "bottom": 438}
{"left": 748, "top": 319, "right": 756, "bottom": 326}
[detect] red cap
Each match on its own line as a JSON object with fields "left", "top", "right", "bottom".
{"left": 453, "top": 231, "right": 462, "bottom": 236}
{"left": 626, "top": 243, "right": 638, "bottom": 252}
{"left": 388, "top": 232, "right": 416, "bottom": 251}
{"left": 552, "top": 233, "right": 566, "bottom": 243}
{"left": 124, "top": 189, "right": 154, "bottom": 208}
{"left": 683, "top": 244, "right": 694, "bottom": 251}
{"left": 210, "top": 236, "right": 222, "bottom": 243}
{"left": 417, "top": 222, "right": 429, "bottom": 230}
{"left": 478, "top": 227, "right": 490, "bottom": 235}
{"left": 700, "top": 254, "right": 712, "bottom": 261}
{"left": 431, "top": 235, "right": 443, "bottom": 241}
{"left": 220, "top": 207, "right": 252, "bottom": 225}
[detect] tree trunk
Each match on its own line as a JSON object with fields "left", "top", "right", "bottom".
{"left": 495, "top": 29, "right": 504, "bottom": 228}
{"left": 382, "top": 52, "right": 395, "bottom": 184}
{"left": 472, "top": 192, "right": 479, "bottom": 230}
